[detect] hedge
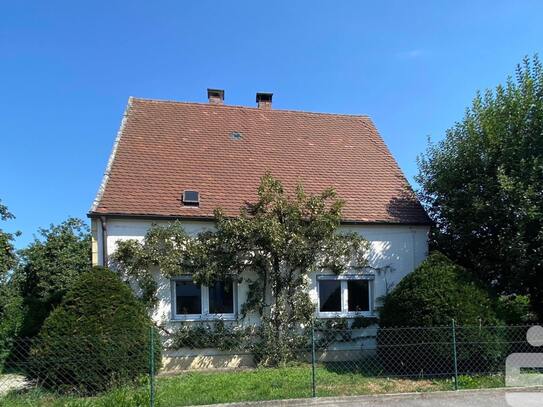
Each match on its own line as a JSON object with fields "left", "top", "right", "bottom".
{"left": 377, "top": 252, "right": 506, "bottom": 376}
{"left": 29, "top": 267, "right": 161, "bottom": 394}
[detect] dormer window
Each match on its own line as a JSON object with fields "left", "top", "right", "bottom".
{"left": 182, "top": 190, "right": 200, "bottom": 206}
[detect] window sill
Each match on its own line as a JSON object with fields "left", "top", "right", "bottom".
{"left": 317, "top": 311, "right": 375, "bottom": 319}
{"left": 170, "top": 314, "right": 237, "bottom": 322}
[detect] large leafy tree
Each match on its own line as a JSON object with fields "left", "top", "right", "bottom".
{"left": 417, "top": 56, "right": 543, "bottom": 318}
{"left": 112, "top": 173, "right": 369, "bottom": 363}
{"left": 0, "top": 200, "right": 24, "bottom": 368}
{"left": 15, "top": 218, "right": 92, "bottom": 336}
{"left": 0, "top": 199, "right": 18, "bottom": 279}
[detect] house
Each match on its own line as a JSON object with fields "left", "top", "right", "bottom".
{"left": 89, "top": 89, "right": 430, "bottom": 335}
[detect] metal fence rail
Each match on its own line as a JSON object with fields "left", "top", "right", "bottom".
{"left": 0, "top": 324, "right": 541, "bottom": 406}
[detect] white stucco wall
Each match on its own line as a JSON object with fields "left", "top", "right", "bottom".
{"left": 93, "top": 217, "right": 429, "bottom": 331}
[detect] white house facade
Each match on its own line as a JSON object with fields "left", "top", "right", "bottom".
{"left": 92, "top": 218, "right": 428, "bottom": 332}
{"left": 89, "top": 89, "right": 431, "bottom": 337}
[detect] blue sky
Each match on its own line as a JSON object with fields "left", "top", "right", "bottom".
{"left": 1, "top": 1, "right": 542, "bottom": 248}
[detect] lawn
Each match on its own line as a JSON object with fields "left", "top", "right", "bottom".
{"left": 0, "top": 365, "right": 507, "bottom": 407}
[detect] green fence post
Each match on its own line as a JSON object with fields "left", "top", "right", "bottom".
{"left": 311, "top": 325, "right": 317, "bottom": 398}
{"left": 149, "top": 326, "right": 155, "bottom": 407}
{"left": 451, "top": 319, "right": 459, "bottom": 390}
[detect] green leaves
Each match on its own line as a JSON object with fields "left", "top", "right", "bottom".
{"left": 31, "top": 268, "right": 160, "bottom": 394}
{"left": 417, "top": 55, "right": 543, "bottom": 318}
{"left": 0, "top": 199, "right": 19, "bottom": 279}
{"left": 17, "top": 218, "right": 92, "bottom": 303}
{"left": 380, "top": 252, "right": 499, "bottom": 327}
{"left": 378, "top": 253, "right": 507, "bottom": 376}
{"left": 110, "top": 222, "right": 192, "bottom": 306}
{"left": 0, "top": 284, "right": 24, "bottom": 370}
{"left": 111, "top": 173, "right": 370, "bottom": 365}
{"left": 13, "top": 217, "right": 92, "bottom": 337}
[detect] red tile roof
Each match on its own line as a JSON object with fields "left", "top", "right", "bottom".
{"left": 90, "top": 97, "right": 430, "bottom": 225}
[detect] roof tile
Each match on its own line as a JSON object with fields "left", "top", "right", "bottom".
{"left": 91, "top": 98, "right": 430, "bottom": 224}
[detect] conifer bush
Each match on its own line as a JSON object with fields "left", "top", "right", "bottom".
{"left": 30, "top": 268, "right": 161, "bottom": 394}
{"left": 377, "top": 252, "right": 506, "bottom": 376}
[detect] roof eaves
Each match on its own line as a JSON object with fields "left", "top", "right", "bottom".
{"left": 87, "top": 211, "right": 433, "bottom": 226}
{"left": 89, "top": 97, "right": 133, "bottom": 213}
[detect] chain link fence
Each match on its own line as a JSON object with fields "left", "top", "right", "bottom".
{"left": 0, "top": 330, "right": 158, "bottom": 406}
{"left": 312, "top": 324, "right": 542, "bottom": 396}
{"left": 0, "top": 324, "right": 541, "bottom": 406}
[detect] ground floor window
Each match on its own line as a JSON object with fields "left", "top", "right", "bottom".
{"left": 317, "top": 274, "right": 373, "bottom": 317}
{"left": 171, "top": 277, "right": 236, "bottom": 320}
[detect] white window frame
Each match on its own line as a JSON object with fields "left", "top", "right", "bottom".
{"left": 171, "top": 276, "right": 237, "bottom": 321}
{"left": 316, "top": 274, "right": 374, "bottom": 318}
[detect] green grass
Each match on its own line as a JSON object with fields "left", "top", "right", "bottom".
{"left": 0, "top": 366, "right": 508, "bottom": 407}
{"left": 456, "top": 373, "right": 505, "bottom": 389}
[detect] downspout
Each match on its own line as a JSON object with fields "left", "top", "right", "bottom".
{"left": 411, "top": 227, "right": 417, "bottom": 271}
{"left": 100, "top": 216, "right": 108, "bottom": 267}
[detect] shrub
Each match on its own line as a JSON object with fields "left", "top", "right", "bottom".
{"left": 0, "top": 285, "right": 24, "bottom": 371}
{"left": 29, "top": 268, "right": 161, "bottom": 394}
{"left": 251, "top": 323, "right": 309, "bottom": 366}
{"left": 16, "top": 218, "right": 92, "bottom": 338}
{"left": 377, "top": 252, "right": 505, "bottom": 376}
{"left": 496, "top": 295, "right": 537, "bottom": 325}
{"left": 170, "top": 320, "right": 252, "bottom": 351}
{"left": 169, "top": 321, "right": 311, "bottom": 367}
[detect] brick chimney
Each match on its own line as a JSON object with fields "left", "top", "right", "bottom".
{"left": 256, "top": 92, "right": 273, "bottom": 109}
{"left": 207, "top": 89, "right": 224, "bottom": 105}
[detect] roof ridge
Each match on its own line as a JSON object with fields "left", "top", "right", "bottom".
{"left": 130, "top": 96, "right": 371, "bottom": 119}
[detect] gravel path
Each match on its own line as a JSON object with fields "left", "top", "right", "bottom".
{"left": 0, "top": 374, "right": 30, "bottom": 396}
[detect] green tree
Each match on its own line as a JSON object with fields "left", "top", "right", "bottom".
{"left": 0, "top": 199, "right": 18, "bottom": 279}
{"left": 417, "top": 56, "right": 543, "bottom": 318}
{"left": 112, "top": 173, "right": 369, "bottom": 364}
{"left": 15, "top": 218, "right": 92, "bottom": 336}
{"left": 0, "top": 200, "right": 24, "bottom": 369}
{"left": 0, "top": 286, "right": 24, "bottom": 370}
